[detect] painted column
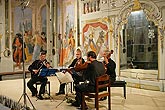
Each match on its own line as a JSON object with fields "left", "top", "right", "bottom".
{"left": 0, "top": 0, "right": 13, "bottom": 72}
{"left": 159, "top": 7, "right": 165, "bottom": 91}
{"left": 53, "top": 0, "right": 58, "bottom": 67}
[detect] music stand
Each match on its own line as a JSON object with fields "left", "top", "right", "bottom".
{"left": 36, "top": 68, "right": 58, "bottom": 101}
{"left": 17, "top": 1, "right": 36, "bottom": 110}
{"left": 38, "top": 68, "right": 58, "bottom": 77}
{"left": 55, "top": 71, "right": 74, "bottom": 108}
{"left": 55, "top": 83, "right": 70, "bottom": 108}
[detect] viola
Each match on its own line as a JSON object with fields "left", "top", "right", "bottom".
{"left": 74, "top": 62, "right": 88, "bottom": 72}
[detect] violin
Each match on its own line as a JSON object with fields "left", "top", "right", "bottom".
{"left": 74, "top": 62, "right": 89, "bottom": 72}
{"left": 75, "top": 58, "right": 83, "bottom": 67}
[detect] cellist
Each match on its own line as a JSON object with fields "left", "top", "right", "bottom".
{"left": 99, "top": 50, "right": 116, "bottom": 101}
{"left": 102, "top": 50, "right": 116, "bottom": 83}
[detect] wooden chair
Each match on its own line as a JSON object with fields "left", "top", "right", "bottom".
{"left": 81, "top": 74, "right": 111, "bottom": 110}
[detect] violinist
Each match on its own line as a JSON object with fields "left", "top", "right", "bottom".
{"left": 27, "top": 51, "right": 48, "bottom": 100}
{"left": 71, "top": 51, "right": 105, "bottom": 107}
{"left": 56, "top": 48, "right": 86, "bottom": 95}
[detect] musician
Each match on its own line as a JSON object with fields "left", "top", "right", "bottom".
{"left": 103, "top": 50, "right": 116, "bottom": 83}
{"left": 71, "top": 51, "right": 105, "bottom": 107}
{"left": 27, "top": 51, "right": 48, "bottom": 100}
{"left": 99, "top": 50, "right": 116, "bottom": 101}
{"left": 46, "top": 62, "right": 53, "bottom": 68}
{"left": 56, "top": 48, "right": 85, "bottom": 95}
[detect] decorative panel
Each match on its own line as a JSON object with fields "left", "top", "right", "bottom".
{"left": 81, "top": 18, "right": 113, "bottom": 60}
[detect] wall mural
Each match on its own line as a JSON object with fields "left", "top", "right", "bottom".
{"left": 82, "top": 20, "right": 110, "bottom": 59}
{"left": 0, "top": 25, "right": 2, "bottom": 62}
{"left": 41, "top": 5, "right": 47, "bottom": 33}
{"left": 14, "top": 7, "right": 32, "bottom": 35}
{"left": 59, "top": 0, "right": 75, "bottom": 66}
{"left": 13, "top": 7, "right": 33, "bottom": 69}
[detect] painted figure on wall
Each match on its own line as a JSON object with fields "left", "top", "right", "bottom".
{"left": 96, "top": 30, "right": 106, "bottom": 56}
{"left": 59, "top": 0, "right": 75, "bottom": 66}
{"left": 12, "top": 33, "right": 26, "bottom": 69}
{"left": 24, "top": 30, "right": 34, "bottom": 62}
{"left": 82, "top": 22, "right": 109, "bottom": 59}
{"left": 59, "top": 33, "right": 67, "bottom": 66}
{"left": 88, "top": 27, "right": 97, "bottom": 52}
{"left": 40, "top": 32, "right": 47, "bottom": 52}
{"left": 32, "top": 31, "right": 46, "bottom": 61}
{"left": 27, "top": 30, "right": 34, "bottom": 54}
{"left": 59, "top": 29, "right": 75, "bottom": 66}
{"left": 67, "top": 28, "right": 75, "bottom": 62}
{"left": 14, "top": 6, "right": 33, "bottom": 66}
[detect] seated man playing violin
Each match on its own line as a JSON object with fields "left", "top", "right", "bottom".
{"left": 56, "top": 48, "right": 89, "bottom": 95}
{"left": 27, "top": 51, "right": 48, "bottom": 100}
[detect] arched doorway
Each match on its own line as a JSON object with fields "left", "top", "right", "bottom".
{"left": 117, "top": 0, "right": 163, "bottom": 90}
{"left": 120, "top": 10, "right": 158, "bottom": 70}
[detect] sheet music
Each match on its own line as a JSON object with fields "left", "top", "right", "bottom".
{"left": 56, "top": 72, "right": 74, "bottom": 84}
{"left": 38, "top": 68, "right": 57, "bottom": 77}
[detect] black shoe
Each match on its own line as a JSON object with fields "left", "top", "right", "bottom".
{"left": 37, "top": 95, "right": 44, "bottom": 100}
{"left": 71, "top": 101, "right": 80, "bottom": 107}
{"left": 56, "top": 91, "right": 65, "bottom": 96}
{"left": 66, "top": 98, "right": 74, "bottom": 103}
{"left": 32, "top": 91, "right": 38, "bottom": 97}
{"left": 78, "top": 106, "right": 88, "bottom": 110}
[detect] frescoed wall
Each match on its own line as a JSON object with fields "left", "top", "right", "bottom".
{"left": 12, "top": 7, "right": 33, "bottom": 69}
{"left": 0, "top": 19, "right": 2, "bottom": 63}
{"left": 0, "top": 23, "right": 2, "bottom": 62}
{"left": 81, "top": 19, "right": 111, "bottom": 60}
{"left": 14, "top": 7, "right": 32, "bottom": 35}
{"left": 41, "top": 5, "right": 47, "bottom": 33}
{"left": 58, "top": 0, "right": 76, "bottom": 66}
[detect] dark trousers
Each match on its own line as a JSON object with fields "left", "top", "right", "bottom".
{"left": 75, "top": 84, "right": 95, "bottom": 106}
{"left": 59, "top": 83, "right": 65, "bottom": 93}
{"left": 110, "top": 77, "right": 116, "bottom": 83}
{"left": 27, "top": 76, "right": 48, "bottom": 95}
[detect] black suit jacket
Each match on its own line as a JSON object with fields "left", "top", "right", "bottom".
{"left": 105, "top": 58, "right": 116, "bottom": 81}
{"left": 28, "top": 60, "right": 47, "bottom": 77}
{"left": 84, "top": 60, "right": 105, "bottom": 86}
{"left": 68, "top": 57, "right": 85, "bottom": 68}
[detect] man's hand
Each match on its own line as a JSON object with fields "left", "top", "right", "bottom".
{"left": 86, "top": 61, "right": 91, "bottom": 64}
{"left": 102, "top": 52, "right": 109, "bottom": 64}
{"left": 33, "top": 70, "right": 39, "bottom": 74}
